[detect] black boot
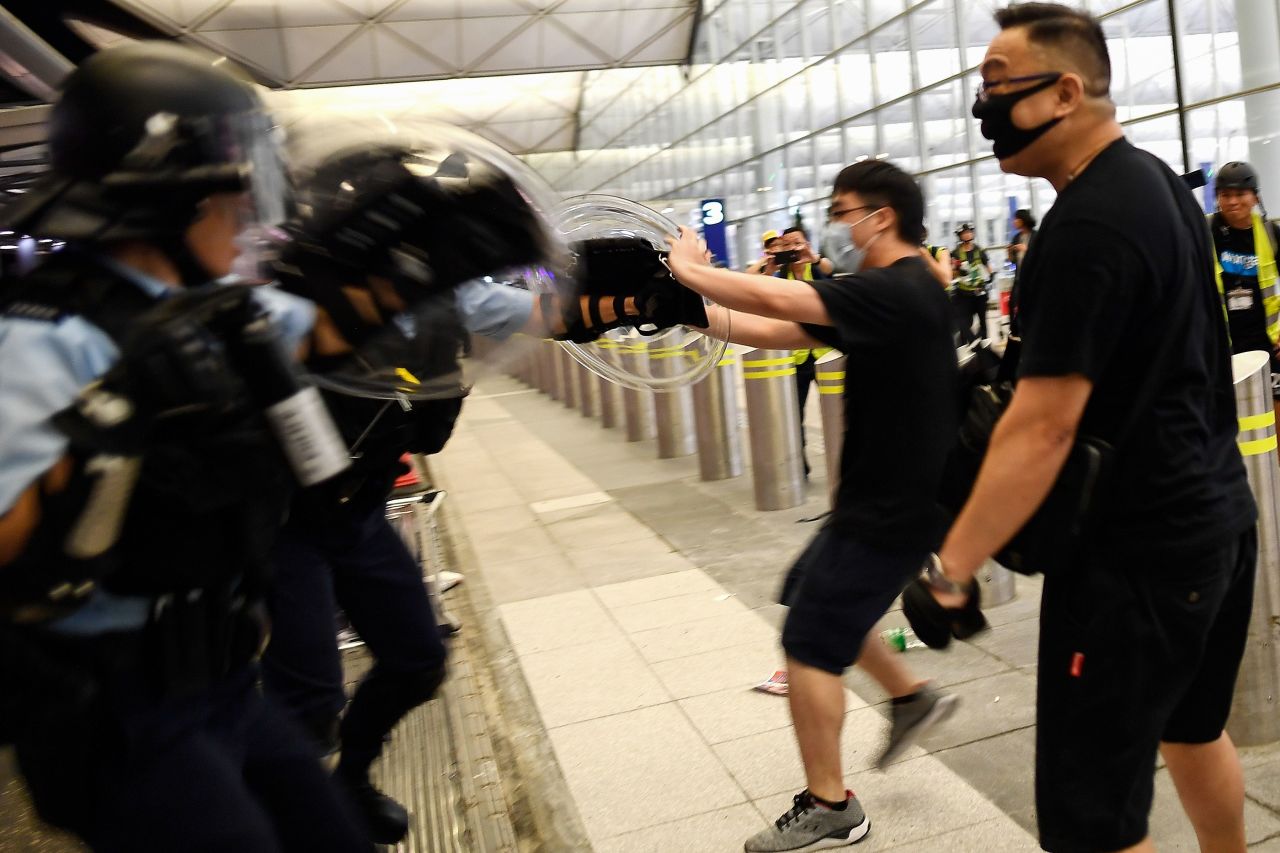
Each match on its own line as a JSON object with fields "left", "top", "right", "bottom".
{"left": 337, "top": 770, "right": 410, "bottom": 845}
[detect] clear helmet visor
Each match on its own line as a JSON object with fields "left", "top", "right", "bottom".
{"left": 270, "top": 115, "right": 565, "bottom": 400}
{"left": 557, "top": 195, "right": 728, "bottom": 392}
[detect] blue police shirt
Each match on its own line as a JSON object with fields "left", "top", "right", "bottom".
{"left": 455, "top": 278, "right": 533, "bottom": 341}
{"left": 0, "top": 261, "right": 314, "bottom": 635}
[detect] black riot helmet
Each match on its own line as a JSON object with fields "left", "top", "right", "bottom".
{"left": 274, "top": 118, "right": 567, "bottom": 401}
{"left": 1216, "top": 161, "right": 1260, "bottom": 193}
{"left": 7, "top": 42, "right": 288, "bottom": 260}
{"left": 283, "top": 141, "right": 551, "bottom": 295}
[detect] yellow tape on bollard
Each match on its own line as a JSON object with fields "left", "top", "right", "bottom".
{"left": 1239, "top": 435, "right": 1279, "bottom": 457}
{"left": 742, "top": 357, "right": 796, "bottom": 368}
{"left": 743, "top": 367, "right": 797, "bottom": 379}
{"left": 1239, "top": 411, "right": 1277, "bottom": 432}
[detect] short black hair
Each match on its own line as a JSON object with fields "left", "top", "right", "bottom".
{"left": 1014, "top": 208, "right": 1037, "bottom": 228}
{"left": 832, "top": 160, "right": 925, "bottom": 244}
{"left": 782, "top": 226, "right": 808, "bottom": 239}
{"left": 995, "top": 3, "right": 1111, "bottom": 97}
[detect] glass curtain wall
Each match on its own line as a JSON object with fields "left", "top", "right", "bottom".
{"left": 523, "top": 0, "right": 1279, "bottom": 271}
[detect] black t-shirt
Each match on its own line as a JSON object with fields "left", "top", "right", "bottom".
{"left": 1016, "top": 138, "right": 1255, "bottom": 556}
{"left": 801, "top": 256, "right": 958, "bottom": 550}
{"left": 1211, "top": 213, "right": 1274, "bottom": 354}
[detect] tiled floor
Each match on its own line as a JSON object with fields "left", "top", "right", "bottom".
{"left": 436, "top": 361, "right": 1280, "bottom": 852}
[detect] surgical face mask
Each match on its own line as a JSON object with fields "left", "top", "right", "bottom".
{"left": 971, "top": 74, "right": 1063, "bottom": 161}
{"left": 822, "top": 209, "right": 883, "bottom": 274}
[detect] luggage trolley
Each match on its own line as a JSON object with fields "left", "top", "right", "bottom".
{"left": 386, "top": 489, "right": 461, "bottom": 634}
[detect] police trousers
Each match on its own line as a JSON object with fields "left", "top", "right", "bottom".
{"left": 11, "top": 642, "right": 372, "bottom": 853}
{"left": 262, "top": 501, "right": 448, "bottom": 775}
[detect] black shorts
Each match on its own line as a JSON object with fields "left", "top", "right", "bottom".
{"left": 779, "top": 528, "right": 926, "bottom": 675}
{"left": 1036, "top": 526, "right": 1257, "bottom": 852}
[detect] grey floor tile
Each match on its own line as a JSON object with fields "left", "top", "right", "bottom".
{"left": 475, "top": 552, "right": 583, "bottom": 605}
{"left": 545, "top": 507, "right": 657, "bottom": 550}
{"left": 931, "top": 728, "right": 1038, "bottom": 837}
{"left": 650, "top": 640, "right": 788, "bottom": 700}
{"left": 966, "top": 617, "right": 1040, "bottom": 671}
{"left": 594, "top": 569, "right": 721, "bottom": 610}
{"left": 911, "top": 671, "right": 1038, "bottom": 755}
{"left": 451, "top": 485, "right": 525, "bottom": 514}
{"left": 611, "top": 590, "right": 749, "bottom": 634}
{"left": 458, "top": 504, "right": 542, "bottom": 539}
{"left": 592, "top": 804, "right": 767, "bottom": 853}
{"left": 575, "top": 552, "right": 702, "bottom": 588}
{"left": 631, "top": 610, "right": 779, "bottom": 664}
{"left": 498, "top": 589, "right": 623, "bottom": 655}
{"left": 715, "top": 705, "right": 901, "bottom": 800}
{"left": 752, "top": 753, "right": 1025, "bottom": 850}
{"left": 678, "top": 686, "right": 796, "bottom": 745}
{"left": 518, "top": 638, "right": 671, "bottom": 729}
{"left": 547, "top": 704, "right": 747, "bottom": 840}
{"left": 470, "top": 524, "right": 562, "bottom": 566}
{"left": 877, "top": 817, "right": 1039, "bottom": 851}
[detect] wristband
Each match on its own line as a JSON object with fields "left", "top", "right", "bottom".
{"left": 922, "top": 553, "right": 970, "bottom": 595}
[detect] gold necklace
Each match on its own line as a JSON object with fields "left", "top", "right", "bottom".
{"left": 1065, "top": 137, "right": 1118, "bottom": 185}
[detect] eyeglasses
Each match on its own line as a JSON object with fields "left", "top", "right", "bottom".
{"left": 827, "top": 204, "right": 875, "bottom": 221}
{"left": 975, "top": 71, "right": 1062, "bottom": 103}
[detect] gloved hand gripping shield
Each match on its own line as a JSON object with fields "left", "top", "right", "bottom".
{"left": 275, "top": 117, "right": 568, "bottom": 401}
{"left": 556, "top": 195, "right": 729, "bottom": 392}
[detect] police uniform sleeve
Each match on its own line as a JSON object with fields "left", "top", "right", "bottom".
{"left": 0, "top": 317, "right": 119, "bottom": 514}
{"left": 455, "top": 278, "right": 534, "bottom": 341}
{"left": 1016, "top": 221, "right": 1141, "bottom": 382}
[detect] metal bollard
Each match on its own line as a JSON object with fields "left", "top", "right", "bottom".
{"left": 557, "top": 346, "right": 579, "bottom": 409}
{"left": 597, "top": 342, "right": 625, "bottom": 429}
{"left": 815, "top": 351, "right": 845, "bottom": 508}
{"left": 576, "top": 359, "right": 600, "bottom": 418}
{"left": 691, "top": 345, "right": 744, "bottom": 480}
{"left": 545, "top": 341, "right": 563, "bottom": 400}
{"left": 1227, "top": 350, "right": 1280, "bottom": 746}
{"left": 649, "top": 342, "right": 697, "bottom": 458}
{"left": 620, "top": 343, "right": 657, "bottom": 442}
{"left": 742, "top": 348, "right": 805, "bottom": 510}
{"left": 976, "top": 559, "right": 1016, "bottom": 607}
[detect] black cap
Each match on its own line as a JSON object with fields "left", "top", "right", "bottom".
{"left": 1216, "top": 161, "right": 1259, "bottom": 193}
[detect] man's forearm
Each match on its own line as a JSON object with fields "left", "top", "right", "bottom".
{"left": 673, "top": 263, "right": 812, "bottom": 321}
{"left": 937, "top": 411, "right": 1076, "bottom": 580}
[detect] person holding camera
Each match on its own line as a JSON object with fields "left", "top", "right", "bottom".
{"left": 745, "top": 230, "right": 783, "bottom": 275}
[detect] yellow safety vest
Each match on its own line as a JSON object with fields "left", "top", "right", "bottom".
{"left": 784, "top": 264, "right": 833, "bottom": 364}
{"left": 1213, "top": 212, "right": 1280, "bottom": 347}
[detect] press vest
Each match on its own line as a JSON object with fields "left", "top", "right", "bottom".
{"left": 1212, "top": 212, "right": 1280, "bottom": 348}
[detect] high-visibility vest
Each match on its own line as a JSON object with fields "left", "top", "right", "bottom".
{"left": 783, "top": 264, "right": 833, "bottom": 365}
{"left": 1213, "top": 211, "right": 1280, "bottom": 348}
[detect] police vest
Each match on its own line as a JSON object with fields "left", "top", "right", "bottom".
{"left": 1212, "top": 211, "right": 1280, "bottom": 348}
{"left": 0, "top": 254, "right": 293, "bottom": 605}
{"left": 953, "top": 246, "right": 987, "bottom": 292}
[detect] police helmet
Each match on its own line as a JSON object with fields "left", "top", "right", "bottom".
{"left": 7, "top": 42, "right": 288, "bottom": 246}
{"left": 1216, "top": 161, "right": 1260, "bottom": 193}
{"left": 275, "top": 117, "right": 567, "bottom": 401}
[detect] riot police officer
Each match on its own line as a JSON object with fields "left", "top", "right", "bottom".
{"left": 0, "top": 43, "right": 371, "bottom": 852}
{"left": 260, "top": 135, "right": 701, "bottom": 843}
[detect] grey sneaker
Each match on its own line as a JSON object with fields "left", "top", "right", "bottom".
{"left": 745, "top": 789, "right": 869, "bottom": 852}
{"left": 876, "top": 684, "right": 959, "bottom": 770}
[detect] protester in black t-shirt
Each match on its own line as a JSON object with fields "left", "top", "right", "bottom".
{"left": 665, "top": 159, "right": 959, "bottom": 853}
{"left": 912, "top": 6, "right": 1257, "bottom": 852}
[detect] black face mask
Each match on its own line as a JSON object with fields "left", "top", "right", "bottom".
{"left": 971, "top": 74, "right": 1063, "bottom": 161}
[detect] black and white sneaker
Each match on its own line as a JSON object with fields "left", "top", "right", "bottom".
{"left": 876, "top": 683, "right": 959, "bottom": 770}
{"left": 744, "top": 789, "right": 870, "bottom": 851}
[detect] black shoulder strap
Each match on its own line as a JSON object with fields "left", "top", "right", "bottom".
{"left": 1, "top": 254, "right": 156, "bottom": 346}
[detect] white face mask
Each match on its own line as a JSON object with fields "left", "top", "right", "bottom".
{"left": 821, "top": 208, "right": 884, "bottom": 274}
